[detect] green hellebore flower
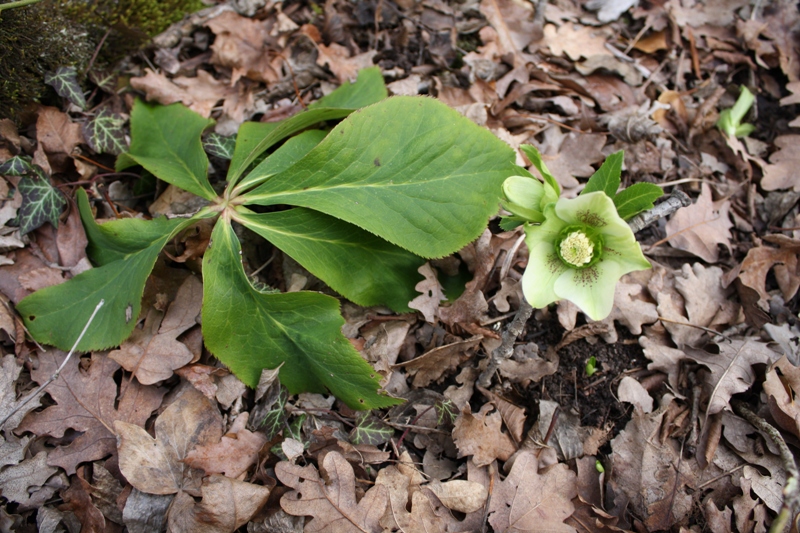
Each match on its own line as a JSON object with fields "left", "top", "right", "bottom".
{"left": 522, "top": 191, "right": 651, "bottom": 321}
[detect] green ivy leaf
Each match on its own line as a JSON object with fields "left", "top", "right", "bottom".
{"left": 83, "top": 108, "right": 128, "bottom": 156}
{"left": 435, "top": 398, "right": 458, "bottom": 426}
{"left": 201, "top": 217, "right": 402, "bottom": 410}
{"left": 582, "top": 151, "right": 623, "bottom": 198}
{"left": 233, "top": 130, "right": 327, "bottom": 194}
{"left": 17, "top": 172, "right": 66, "bottom": 235}
{"left": 0, "top": 156, "right": 33, "bottom": 176}
{"left": 236, "top": 207, "right": 424, "bottom": 312}
{"left": 88, "top": 70, "right": 117, "bottom": 93}
{"left": 117, "top": 100, "right": 216, "bottom": 201}
{"left": 227, "top": 67, "right": 387, "bottom": 187}
{"left": 243, "top": 96, "right": 517, "bottom": 259}
{"left": 613, "top": 182, "right": 664, "bottom": 220}
{"left": 17, "top": 209, "right": 199, "bottom": 351}
{"left": 44, "top": 66, "right": 86, "bottom": 110}
{"left": 349, "top": 412, "right": 394, "bottom": 445}
{"left": 258, "top": 387, "right": 289, "bottom": 440}
{"left": 203, "top": 132, "right": 236, "bottom": 160}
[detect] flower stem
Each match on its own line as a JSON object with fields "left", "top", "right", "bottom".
{"left": 0, "top": 0, "right": 43, "bottom": 13}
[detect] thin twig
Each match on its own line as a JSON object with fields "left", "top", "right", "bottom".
{"left": 733, "top": 400, "right": 800, "bottom": 533}
{"left": 627, "top": 189, "right": 692, "bottom": 234}
{"left": 0, "top": 299, "right": 104, "bottom": 430}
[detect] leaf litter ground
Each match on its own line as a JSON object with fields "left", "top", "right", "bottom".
{"left": 1, "top": 0, "right": 800, "bottom": 531}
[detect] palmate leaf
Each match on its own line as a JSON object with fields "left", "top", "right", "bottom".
{"left": 116, "top": 101, "right": 216, "bottom": 201}
{"left": 582, "top": 150, "right": 623, "bottom": 198}
{"left": 18, "top": 172, "right": 66, "bottom": 235}
{"left": 614, "top": 182, "right": 663, "bottom": 220}
{"left": 44, "top": 66, "right": 86, "bottom": 109}
{"left": 83, "top": 108, "right": 128, "bottom": 156}
{"left": 201, "top": 217, "right": 401, "bottom": 410}
{"left": 236, "top": 207, "right": 424, "bottom": 312}
{"left": 243, "top": 96, "right": 518, "bottom": 259}
{"left": 17, "top": 201, "right": 203, "bottom": 351}
{"left": 203, "top": 132, "right": 236, "bottom": 160}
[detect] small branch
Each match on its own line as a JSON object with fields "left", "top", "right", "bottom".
{"left": 627, "top": 189, "right": 692, "bottom": 234}
{"left": 733, "top": 400, "right": 800, "bottom": 533}
{"left": 0, "top": 300, "right": 104, "bottom": 431}
{"left": 477, "top": 299, "right": 533, "bottom": 387}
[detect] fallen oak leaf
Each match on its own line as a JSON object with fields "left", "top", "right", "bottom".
{"left": 452, "top": 403, "right": 517, "bottom": 467}
{"left": 276, "top": 451, "right": 389, "bottom": 532}
{"left": 183, "top": 412, "right": 267, "bottom": 478}
{"left": 0, "top": 451, "right": 58, "bottom": 507}
{"left": 393, "top": 335, "right": 482, "bottom": 388}
{"left": 663, "top": 183, "right": 732, "bottom": 263}
{"left": 735, "top": 234, "right": 800, "bottom": 309}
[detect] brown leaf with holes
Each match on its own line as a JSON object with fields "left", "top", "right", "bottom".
{"left": 16, "top": 351, "right": 166, "bottom": 475}
{"left": 453, "top": 404, "right": 517, "bottom": 467}
{"left": 488, "top": 451, "right": 578, "bottom": 532}
{"left": 408, "top": 263, "right": 446, "bottom": 323}
{"left": 115, "top": 387, "right": 223, "bottom": 495}
{"left": 393, "top": 335, "right": 482, "bottom": 388}
{"left": 276, "top": 451, "right": 389, "bottom": 532}
{"left": 664, "top": 183, "right": 732, "bottom": 263}
{"left": 183, "top": 412, "right": 267, "bottom": 478}
{"left": 109, "top": 275, "right": 202, "bottom": 385}
{"left": 167, "top": 475, "right": 271, "bottom": 533}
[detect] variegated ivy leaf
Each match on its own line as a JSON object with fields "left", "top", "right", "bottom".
{"left": 44, "top": 67, "right": 86, "bottom": 110}
{"left": 83, "top": 109, "right": 128, "bottom": 156}
{"left": 18, "top": 172, "right": 66, "bottom": 235}
{"left": 0, "top": 156, "right": 33, "bottom": 176}
{"left": 349, "top": 413, "right": 394, "bottom": 446}
{"left": 259, "top": 386, "right": 289, "bottom": 440}
{"left": 203, "top": 132, "right": 236, "bottom": 160}
{"left": 88, "top": 70, "right": 117, "bottom": 93}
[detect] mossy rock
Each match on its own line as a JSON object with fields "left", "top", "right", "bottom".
{"left": 0, "top": 0, "right": 204, "bottom": 122}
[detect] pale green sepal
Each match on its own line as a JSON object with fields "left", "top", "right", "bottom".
{"left": 582, "top": 151, "right": 622, "bottom": 198}
{"left": 524, "top": 204, "right": 568, "bottom": 251}
{"left": 520, "top": 144, "right": 561, "bottom": 197}
{"left": 235, "top": 207, "right": 424, "bottom": 312}
{"left": 521, "top": 240, "right": 567, "bottom": 309}
{"left": 553, "top": 260, "right": 622, "bottom": 321}
{"left": 201, "top": 218, "right": 402, "bottom": 410}
{"left": 554, "top": 190, "right": 619, "bottom": 230}
{"left": 242, "top": 96, "right": 517, "bottom": 259}
{"left": 17, "top": 214, "right": 198, "bottom": 351}
{"left": 502, "top": 176, "right": 545, "bottom": 222}
{"left": 117, "top": 100, "right": 217, "bottom": 201}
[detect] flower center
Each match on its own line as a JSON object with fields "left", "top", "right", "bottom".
{"left": 559, "top": 231, "right": 594, "bottom": 267}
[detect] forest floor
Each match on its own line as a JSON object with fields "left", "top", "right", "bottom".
{"left": 1, "top": 0, "right": 800, "bottom": 531}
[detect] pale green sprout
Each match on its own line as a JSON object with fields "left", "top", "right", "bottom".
{"left": 585, "top": 356, "right": 598, "bottom": 377}
{"left": 717, "top": 86, "right": 756, "bottom": 138}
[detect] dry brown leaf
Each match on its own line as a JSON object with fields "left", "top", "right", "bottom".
{"left": 477, "top": 385, "right": 526, "bottom": 443}
{"left": 277, "top": 451, "right": 389, "bottom": 532}
{"left": 479, "top": 0, "right": 538, "bottom": 58}
{"left": 205, "top": 11, "right": 281, "bottom": 84}
{"left": 537, "top": 400, "right": 608, "bottom": 460}
{"left": 761, "top": 135, "right": 800, "bottom": 191}
{"left": 17, "top": 351, "right": 166, "bottom": 475}
{"left": 540, "top": 132, "right": 608, "bottom": 190}
{"left": 664, "top": 183, "right": 732, "bottom": 263}
{"left": 115, "top": 387, "right": 223, "bottom": 495}
{"left": 452, "top": 404, "right": 517, "bottom": 467}
{"left": 763, "top": 356, "right": 800, "bottom": 440}
{"left": 316, "top": 43, "right": 377, "bottom": 84}
{"left": 618, "top": 376, "right": 654, "bottom": 413}
{"left": 543, "top": 22, "right": 611, "bottom": 61}
{"left": 109, "top": 275, "right": 202, "bottom": 385}
{"left": 427, "top": 479, "right": 488, "bottom": 514}
{"left": 130, "top": 69, "right": 236, "bottom": 118}
{"left": 183, "top": 412, "right": 267, "bottom": 478}
{"left": 640, "top": 335, "right": 686, "bottom": 392}
{"left": 668, "top": 0, "right": 750, "bottom": 28}
{"left": 685, "top": 339, "right": 781, "bottom": 415}
{"left": 408, "top": 263, "right": 447, "bottom": 323}
{"left": 35, "top": 106, "right": 82, "bottom": 172}
{"left": 393, "top": 335, "right": 482, "bottom": 388}
{"left": 488, "top": 451, "right": 578, "bottom": 532}
{"left": 609, "top": 407, "right": 698, "bottom": 530}
{"left": 737, "top": 234, "right": 800, "bottom": 308}
{"left": 0, "top": 451, "right": 57, "bottom": 507}
{"left": 167, "top": 475, "right": 271, "bottom": 533}
{"left": 0, "top": 354, "right": 41, "bottom": 432}
{"left": 61, "top": 469, "right": 106, "bottom": 532}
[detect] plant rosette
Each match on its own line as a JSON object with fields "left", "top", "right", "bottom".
{"left": 522, "top": 191, "right": 651, "bottom": 320}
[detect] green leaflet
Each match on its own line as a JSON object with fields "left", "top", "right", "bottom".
{"left": 116, "top": 101, "right": 216, "bottom": 200}
{"left": 83, "top": 108, "right": 128, "bottom": 156}
{"left": 201, "top": 218, "right": 401, "bottom": 410}
{"left": 582, "top": 151, "right": 623, "bottom": 198}
{"left": 309, "top": 66, "right": 387, "bottom": 109}
{"left": 17, "top": 211, "right": 199, "bottom": 351}
{"left": 18, "top": 170, "right": 66, "bottom": 235}
{"left": 613, "top": 182, "right": 663, "bottom": 220}
{"left": 244, "top": 96, "right": 517, "bottom": 258}
{"left": 236, "top": 207, "right": 424, "bottom": 312}
{"left": 44, "top": 66, "right": 86, "bottom": 110}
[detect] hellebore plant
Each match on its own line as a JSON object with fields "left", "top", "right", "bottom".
{"left": 15, "top": 68, "right": 521, "bottom": 409}
{"left": 717, "top": 86, "right": 756, "bottom": 138}
{"left": 503, "top": 146, "right": 662, "bottom": 320}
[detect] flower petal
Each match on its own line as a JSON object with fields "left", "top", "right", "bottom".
{"left": 554, "top": 259, "right": 622, "bottom": 320}
{"left": 523, "top": 203, "right": 567, "bottom": 251}
{"left": 521, "top": 240, "right": 568, "bottom": 309}
{"left": 554, "top": 191, "right": 619, "bottom": 229}
{"left": 503, "top": 176, "right": 546, "bottom": 222}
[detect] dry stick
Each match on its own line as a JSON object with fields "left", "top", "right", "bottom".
{"left": 733, "top": 400, "right": 800, "bottom": 533}
{"left": 478, "top": 189, "right": 692, "bottom": 388}
{"left": 0, "top": 299, "right": 104, "bottom": 431}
